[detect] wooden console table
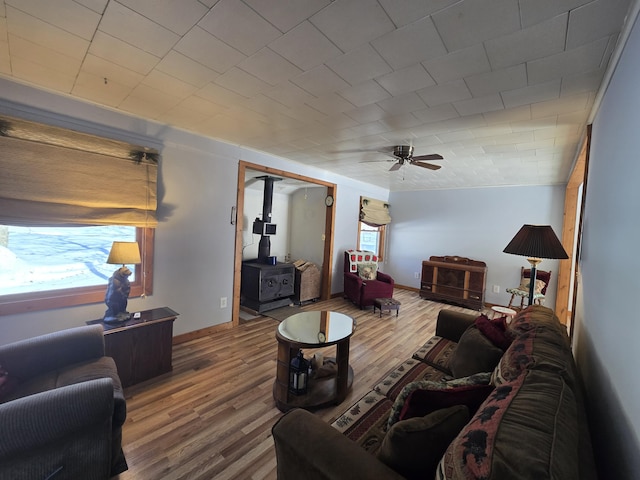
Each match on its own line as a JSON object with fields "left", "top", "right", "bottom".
{"left": 87, "top": 307, "right": 178, "bottom": 387}
{"left": 420, "top": 256, "right": 487, "bottom": 310}
{"left": 274, "top": 311, "right": 355, "bottom": 412}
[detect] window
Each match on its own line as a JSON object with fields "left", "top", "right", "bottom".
{"left": 0, "top": 226, "right": 154, "bottom": 316}
{"left": 358, "top": 222, "right": 386, "bottom": 260}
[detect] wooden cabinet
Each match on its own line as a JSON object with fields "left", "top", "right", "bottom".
{"left": 420, "top": 256, "right": 487, "bottom": 310}
{"left": 88, "top": 307, "right": 178, "bottom": 387}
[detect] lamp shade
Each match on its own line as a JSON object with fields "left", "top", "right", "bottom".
{"left": 503, "top": 225, "right": 568, "bottom": 259}
{"left": 107, "top": 241, "right": 141, "bottom": 265}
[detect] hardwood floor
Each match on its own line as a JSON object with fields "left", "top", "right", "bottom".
{"left": 116, "top": 289, "right": 487, "bottom": 480}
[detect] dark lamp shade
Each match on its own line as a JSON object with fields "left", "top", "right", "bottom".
{"left": 107, "top": 241, "right": 141, "bottom": 265}
{"left": 503, "top": 225, "right": 568, "bottom": 259}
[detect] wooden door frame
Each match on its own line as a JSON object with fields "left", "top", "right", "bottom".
{"left": 232, "top": 160, "right": 336, "bottom": 326}
{"left": 556, "top": 126, "right": 591, "bottom": 336}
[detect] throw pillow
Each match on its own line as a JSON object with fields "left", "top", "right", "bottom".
{"left": 475, "top": 314, "right": 513, "bottom": 351}
{"left": 357, "top": 262, "right": 378, "bottom": 280}
{"left": 448, "top": 326, "right": 504, "bottom": 378}
{"left": 377, "top": 405, "right": 470, "bottom": 480}
{"left": 388, "top": 372, "right": 493, "bottom": 427}
{"left": 518, "top": 278, "right": 545, "bottom": 294}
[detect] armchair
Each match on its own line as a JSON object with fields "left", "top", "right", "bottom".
{"left": 343, "top": 250, "right": 394, "bottom": 309}
{"left": 0, "top": 325, "right": 127, "bottom": 479}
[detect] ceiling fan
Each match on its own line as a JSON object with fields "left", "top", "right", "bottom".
{"left": 386, "top": 145, "right": 443, "bottom": 172}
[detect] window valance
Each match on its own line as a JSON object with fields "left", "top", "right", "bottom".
{"left": 360, "top": 196, "right": 391, "bottom": 227}
{"left": 0, "top": 115, "right": 158, "bottom": 227}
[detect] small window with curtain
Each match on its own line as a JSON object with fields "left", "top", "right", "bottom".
{"left": 357, "top": 196, "right": 391, "bottom": 260}
{"left": 0, "top": 114, "right": 157, "bottom": 315}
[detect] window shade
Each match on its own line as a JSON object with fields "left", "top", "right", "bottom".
{"left": 360, "top": 196, "right": 391, "bottom": 226}
{"left": 0, "top": 116, "right": 158, "bottom": 227}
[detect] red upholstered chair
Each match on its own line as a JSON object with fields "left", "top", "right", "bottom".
{"left": 343, "top": 250, "right": 394, "bottom": 309}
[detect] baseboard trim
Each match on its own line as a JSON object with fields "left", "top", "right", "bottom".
{"left": 173, "top": 321, "right": 233, "bottom": 345}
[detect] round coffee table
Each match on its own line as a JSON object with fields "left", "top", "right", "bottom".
{"left": 491, "top": 305, "right": 517, "bottom": 321}
{"left": 274, "top": 310, "right": 355, "bottom": 412}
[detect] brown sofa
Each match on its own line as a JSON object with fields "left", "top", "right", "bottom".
{"left": 0, "top": 325, "right": 127, "bottom": 479}
{"left": 272, "top": 305, "right": 595, "bottom": 480}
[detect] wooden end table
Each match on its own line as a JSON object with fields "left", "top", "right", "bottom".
{"left": 274, "top": 310, "right": 355, "bottom": 412}
{"left": 373, "top": 297, "right": 401, "bottom": 317}
{"left": 87, "top": 307, "right": 178, "bottom": 387}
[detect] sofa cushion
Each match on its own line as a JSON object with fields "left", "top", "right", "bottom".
{"left": 331, "top": 389, "right": 393, "bottom": 455}
{"left": 437, "top": 369, "right": 581, "bottom": 480}
{"left": 448, "top": 326, "right": 503, "bottom": 378}
{"left": 387, "top": 373, "right": 493, "bottom": 427}
{"left": 0, "top": 364, "right": 16, "bottom": 401}
{"left": 378, "top": 405, "right": 470, "bottom": 480}
{"left": 412, "top": 336, "right": 456, "bottom": 375}
{"left": 373, "top": 358, "right": 447, "bottom": 400}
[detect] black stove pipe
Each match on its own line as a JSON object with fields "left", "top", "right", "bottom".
{"left": 256, "top": 175, "right": 281, "bottom": 262}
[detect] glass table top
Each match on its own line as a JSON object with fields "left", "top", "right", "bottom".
{"left": 277, "top": 310, "right": 355, "bottom": 345}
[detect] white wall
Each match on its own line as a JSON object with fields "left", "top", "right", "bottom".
{"left": 288, "top": 186, "right": 327, "bottom": 267}
{"left": 0, "top": 79, "right": 388, "bottom": 344}
{"left": 572, "top": 12, "right": 640, "bottom": 478}
{"left": 386, "top": 185, "right": 566, "bottom": 307}
{"left": 242, "top": 187, "right": 290, "bottom": 262}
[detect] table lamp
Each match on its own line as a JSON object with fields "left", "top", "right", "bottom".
{"left": 503, "top": 225, "right": 568, "bottom": 306}
{"left": 104, "top": 241, "right": 141, "bottom": 323}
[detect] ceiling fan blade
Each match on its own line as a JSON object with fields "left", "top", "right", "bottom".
{"left": 412, "top": 153, "right": 444, "bottom": 161}
{"left": 389, "top": 162, "right": 402, "bottom": 171}
{"left": 412, "top": 161, "right": 441, "bottom": 171}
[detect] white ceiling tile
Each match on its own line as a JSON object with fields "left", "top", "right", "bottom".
{"left": 10, "top": 56, "right": 76, "bottom": 92}
{"left": 6, "top": 0, "right": 100, "bottom": 40}
{"left": 371, "top": 16, "right": 446, "bottom": 70}
{"left": 432, "top": 0, "right": 520, "bottom": 52}
{"left": 243, "top": 0, "right": 330, "bottom": 33}
{"left": 567, "top": 0, "right": 632, "bottom": 49}
{"left": 527, "top": 37, "right": 609, "bottom": 85}
{"left": 142, "top": 70, "right": 199, "bottom": 99}
{"left": 174, "top": 26, "right": 246, "bottom": 74}
{"left": 8, "top": 34, "right": 82, "bottom": 76}
{"left": 238, "top": 48, "right": 302, "bottom": 86}
{"left": 379, "top": 113, "right": 423, "bottom": 130}
{"left": 195, "top": 81, "right": 249, "bottom": 107}
{"left": 412, "top": 103, "right": 459, "bottom": 124}
{"left": 339, "top": 80, "right": 390, "bottom": 108}
{"left": 378, "top": 0, "right": 459, "bottom": 27}
{"left": 80, "top": 54, "right": 144, "bottom": 88}
{"left": 344, "top": 103, "right": 387, "bottom": 124}
{"left": 292, "top": 65, "right": 350, "bottom": 97}
{"left": 73, "top": 0, "right": 108, "bottom": 15}
{"left": 264, "top": 81, "right": 316, "bottom": 108}
{"left": 561, "top": 68, "right": 605, "bottom": 96}
{"left": 377, "top": 92, "right": 427, "bottom": 115}
{"left": 325, "top": 44, "right": 392, "bottom": 86}
{"left": 269, "top": 21, "right": 342, "bottom": 71}
{"left": 376, "top": 64, "right": 435, "bottom": 96}
{"left": 116, "top": 0, "right": 208, "bottom": 35}
{"left": 155, "top": 50, "right": 219, "bottom": 88}
{"left": 465, "top": 65, "right": 527, "bottom": 97}
{"left": 484, "top": 14, "right": 567, "bottom": 70}
{"left": 311, "top": 0, "right": 394, "bottom": 52}
{"left": 6, "top": 6, "right": 89, "bottom": 59}
{"left": 417, "top": 79, "right": 471, "bottom": 107}
{"left": 510, "top": 115, "right": 557, "bottom": 132}
{"left": 453, "top": 94, "right": 504, "bottom": 116}
{"left": 199, "top": 0, "right": 281, "bottom": 56}
{"left": 530, "top": 92, "right": 590, "bottom": 119}
{"left": 89, "top": 31, "right": 159, "bottom": 75}
{"left": 119, "top": 84, "right": 182, "bottom": 118}
{"left": 72, "top": 71, "right": 133, "bottom": 107}
{"left": 177, "top": 94, "right": 228, "bottom": 117}
{"left": 198, "top": 0, "right": 220, "bottom": 8}
{"left": 99, "top": 1, "right": 179, "bottom": 57}
{"left": 213, "top": 67, "right": 271, "bottom": 97}
{"left": 501, "top": 79, "right": 561, "bottom": 109}
{"left": 306, "top": 92, "right": 355, "bottom": 116}
{"left": 345, "top": 121, "right": 389, "bottom": 139}
{"left": 157, "top": 104, "right": 211, "bottom": 130}
{"left": 422, "top": 44, "right": 490, "bottom": 84}
{"left": 519, "top": 0, "right": 590, "bottom": 28}
{"left": 483, "top": 105, "right": 531, "bottom": 125}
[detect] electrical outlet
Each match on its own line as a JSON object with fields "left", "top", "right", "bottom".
{"left": 414, "top": 272, "right": 420, "bottom": 279}
{"left": 492, "top": 285, "right": 500, "bottom": 293}
{"left": 220, "top": 297, "right": 227, "bottom": 308}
